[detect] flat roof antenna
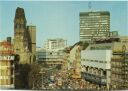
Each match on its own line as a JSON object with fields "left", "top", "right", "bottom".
{"left": 88, "top": 2, "right": 92, "bottom": 12}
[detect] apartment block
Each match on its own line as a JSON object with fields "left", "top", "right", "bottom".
{"left": 111, "top": 42, "right": 128, "bottom": 89}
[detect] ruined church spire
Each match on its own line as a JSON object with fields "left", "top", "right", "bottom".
{"left": 14, "top": 7, "right": 26, "bottom": 25}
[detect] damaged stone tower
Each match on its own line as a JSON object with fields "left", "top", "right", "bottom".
{"left": 14, "top": 7, "right": 36, "bottom": 64}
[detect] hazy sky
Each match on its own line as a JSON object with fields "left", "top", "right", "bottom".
{"left": 0, "top": 1, "right": 127, "bottom": 47}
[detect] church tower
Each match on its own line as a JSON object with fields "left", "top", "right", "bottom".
{"left": 14, "top": 7, "right": 30, "bottom": 64}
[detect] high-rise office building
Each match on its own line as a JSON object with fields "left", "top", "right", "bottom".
{"left": 80, "top": 11, "right": 110, "bottom": 43}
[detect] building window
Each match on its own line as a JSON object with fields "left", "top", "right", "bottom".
{"left": 103, "top": 71, "right": 106, "bottom": 76}
{"left": 11, "top": 78, "right": 13, "bottom": 84}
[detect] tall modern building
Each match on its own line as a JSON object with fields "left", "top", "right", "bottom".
{"left": 13, "top": 7, "right": 36, "bottom": 64}
{"left": 80, "top": 11, "right": 110, "bottom": 43}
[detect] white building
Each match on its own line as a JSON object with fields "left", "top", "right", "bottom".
{"left": 43, "top": 38, "right": 67, "bottom": 51}
{"left": 81, "top": 43, "right": 112, "bottom": 89}
{"left": 36, "top": 48, "right": 64, "bottom": 66}
{"left": 81, "top": 41, "right": 128, "bottom": 89}
{"left": 81, "top": 50, "right": 112, "bottom": 69}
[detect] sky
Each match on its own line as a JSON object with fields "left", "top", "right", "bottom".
{"left": 0, "top": 1, "right": 127, "bottom": 47}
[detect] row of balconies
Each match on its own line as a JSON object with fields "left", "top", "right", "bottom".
{"left": 111, "top": 68, "right": 122, "bottom": 73}
{"left": 113, "top": 52, "right": 125, "bottom": 55}
{"left": 111, "top": 63, "right": 128, "bottom": 68}
{"left": 111, "top": 65, "right": 123, "bottom": 68}
{"left": 111, "top": 49, "right": 128, "bottom": 89}
{"left": 111, "top": 56, "right": 124, "bottom": 60}
{"left": 111, "top": 79, "right": 124, "bottom": 86}
{"left": 111, "top": 71, "right": 126, "bottom": 75}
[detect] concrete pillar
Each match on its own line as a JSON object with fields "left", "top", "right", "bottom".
{"left": 96, "top": 68, "right": 98, "bottom": 75}
{"left": 101, "top": 69, "right": 103, "bottom": 76}
{"left": 98, "top": 69, "right": 101, "bottom": 76}
{"left": 93, "top": 68, "right": 95, "bottom": 74}
{"left": 91, "top": 67, "right": 93, "bottom": 74}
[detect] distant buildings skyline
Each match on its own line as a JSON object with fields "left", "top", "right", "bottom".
{"left": 0, "top": 1, "right": 127, "bottom": 46}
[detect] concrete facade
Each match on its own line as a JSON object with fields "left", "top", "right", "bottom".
{"left": 81, "top": 43, "right": 112, "bottom": 89}
{"left": 36, "top": 49, "right": 64, "bottom": 66}
{"left": 44, "top": 38, "right": 67, "bottom": 51}
{"left": 81, "top": 50, "right": 112, "bottom": 69}
{"left": 80, "top": 11, "right": 110, "bottom": 43}
{"left": 111, "top": 42, "right": 128, "bottom": 89}
{"left": 81, "top": 41, "right": 128, "bottom": 90}
{"left": 36, "top": 38, "right": 67, "bottom": 66}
